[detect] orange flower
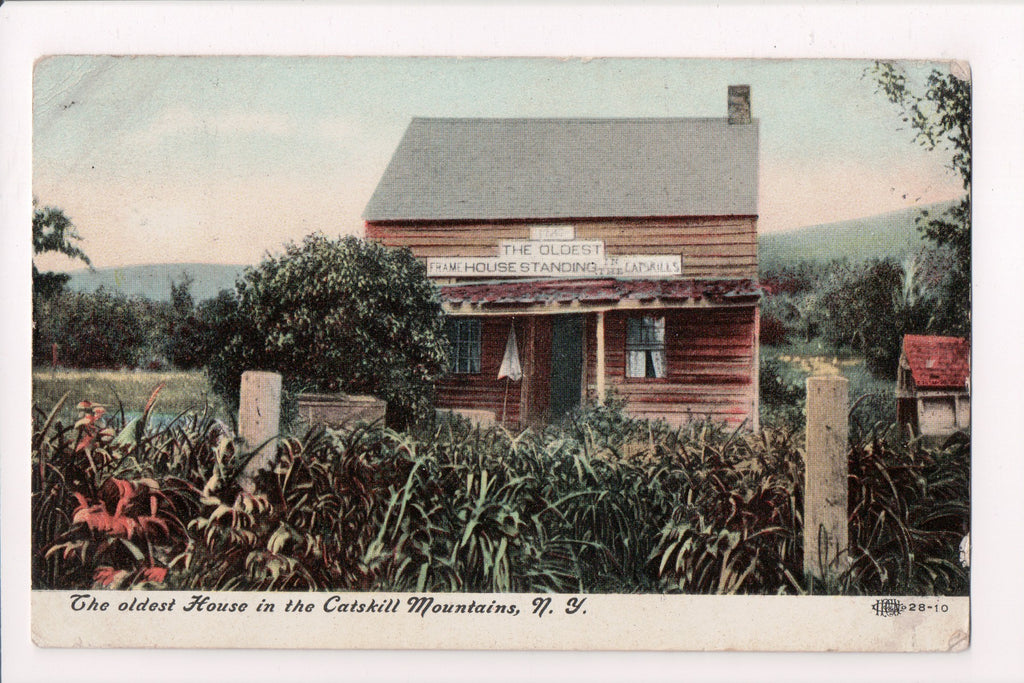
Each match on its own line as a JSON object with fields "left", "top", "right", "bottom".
{"left": 93, "top": 566, "right": 128, "bottom": 587}
{"left": 140, "top": 567, "right": 167, "bottom": 583}
{"left": 74, "top": 402, "right": 107, "bottom": 452}
{"left": 71, "top": 478, "right": 170, "bottom": 540}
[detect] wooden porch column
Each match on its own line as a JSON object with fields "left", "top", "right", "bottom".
{"left": 595, "top": 310, "right": 606, "bottom": 403}
{"left": 519, "top": 317, "right": 536, "bottom": 424}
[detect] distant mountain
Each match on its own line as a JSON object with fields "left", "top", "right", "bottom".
{"left": 758, "top": 200, "right": 959, "bottom": 274}
{"left": 67, "top": 263, "right": 245, "bottom": 302}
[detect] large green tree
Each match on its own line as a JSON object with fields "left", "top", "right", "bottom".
{"left": 163, "top": 276, "right": 239, "bottom": 371}
{"left": 163, "top": 272, "right": 205, "bottom": 369}
{"left": 32, "top": 199, "right": 92, "bottom": 299}
{"left": 868, "top": 62, "right": 971, "bottom": 335}
{"left": 818, "top": 258, "right": 935, "bottom": 377}
{"left": 208, "top": 234, "right": 449, "bottom": 427}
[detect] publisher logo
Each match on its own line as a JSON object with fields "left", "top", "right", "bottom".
{"left": 871, "top": 599, "right": 907, "bottom": 617}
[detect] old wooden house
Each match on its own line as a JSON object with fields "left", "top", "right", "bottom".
{"left": 897, "top": 334, "right": 971, "bottom": 437}
{"left": 365, "top": 87, "right": 761, "bottom": 429}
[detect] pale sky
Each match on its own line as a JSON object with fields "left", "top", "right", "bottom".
{"left": 33, "top": 57, "right": 965, "bottom": 270}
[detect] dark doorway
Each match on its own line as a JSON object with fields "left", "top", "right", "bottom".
{"left": 550, "top": 315, "right": 583, "bottom": 420}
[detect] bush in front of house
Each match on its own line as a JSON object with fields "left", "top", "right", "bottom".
{"left": 32, "top": 389, "right": 804, "bottom": 593}
{"left": 843, "top": 427, "right": 969, "bottom": 596}
{"left": 207, "top": 234, "right": 449, "bottom": 427}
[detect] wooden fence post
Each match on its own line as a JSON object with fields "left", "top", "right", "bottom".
{"left": 804, "top": 375, "right": 849, "bottom": 580}
{"left": 237, "top": 371, "right": 282, "bottom": 492}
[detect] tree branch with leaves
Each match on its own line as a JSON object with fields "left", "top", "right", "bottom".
{"left": 32, "top": 198, "right": 92, "bottom": 299}
{"left": 867, "top": 61, "right": 971, "bottom": 336}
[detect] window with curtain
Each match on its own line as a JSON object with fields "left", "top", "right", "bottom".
{"left": 445, "top": 318, "right": 481, "bottom": 374}
{"left": 626, "top": 316, "right": 666, "bottom": 379}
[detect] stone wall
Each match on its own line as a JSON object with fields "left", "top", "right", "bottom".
{"left": 296, "top": 393, "right": 386, "bottom": 428}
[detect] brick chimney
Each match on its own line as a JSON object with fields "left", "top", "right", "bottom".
{"left": 728, "top": 85, "right": 751, "bottom": 124}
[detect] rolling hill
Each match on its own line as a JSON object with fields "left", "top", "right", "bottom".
{"left": 757, "top": 200, "right": 958, "bottom": 273}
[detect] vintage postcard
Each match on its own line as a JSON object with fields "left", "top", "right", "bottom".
{"left": 24, "top": 53, "right": 974, "bottom": 654}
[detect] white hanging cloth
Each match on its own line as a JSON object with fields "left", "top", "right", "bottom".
{"left": 497, "top": 326, "right": 523, "bottom": 381}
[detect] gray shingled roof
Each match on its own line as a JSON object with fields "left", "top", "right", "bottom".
{"left": 363, "top": 117, "right": 758, "bottom": 221}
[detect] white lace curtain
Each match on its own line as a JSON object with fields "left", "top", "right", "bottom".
{"left": 626, "top": 316, "right": 666, "bottom": 378}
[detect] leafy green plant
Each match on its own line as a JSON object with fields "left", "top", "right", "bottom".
{"left": 32, "top": 385, "right": 968, "bottom": 597}
{"left": 869, "top": 61, "right": 970, "bottom": 336}
{"left": 208, "top": 234, "right": 448, "bottom": 427}
{"left": 33, "top": 288, "right": 150, "bottom": 368}
{"left": 759, "top": 352, "right": 807, "bottom": 430}
{"left": 32, "top": 198, "right": 92, "bottom": 300}
{"left": 34, "top": 388, "right": 191, "bottom": 589}
{"left": 646, "top": 423, "right": 804, "bottom": 594}
{"left": 842, "top": 429, "right": 969, "bottom": 595}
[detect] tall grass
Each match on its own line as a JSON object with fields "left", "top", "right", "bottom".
{"left": 843, "top": 363, "right": 897, "bottom": 438}
{"left": 843, "top": 428, "right": 969, "bottom": 595}
{"left": 32, "top": 369, "right": 230, "bottom": 426}
{"left": 32, "top": 390, "right": 968, "bottom": 595}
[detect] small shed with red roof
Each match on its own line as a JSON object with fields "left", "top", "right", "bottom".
{"left": 365, "top": 87, "right": 762, "bottom": 429}
{"left": 896, "top": 335, "right": 970, "bottom": 437}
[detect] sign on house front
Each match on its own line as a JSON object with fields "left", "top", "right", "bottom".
{"left": 426, "top": 226, "right": 683, "bottom": 278}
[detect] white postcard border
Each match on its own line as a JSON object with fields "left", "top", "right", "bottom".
{"left": 4, "top": 2, "right": 1024, "bottom": 682}
{"left": 32, "top": 591, "right": 969, "bottom": 652}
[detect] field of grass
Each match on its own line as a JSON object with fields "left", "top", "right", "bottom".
{"left": 31, "top": 368, "right": 231, "bottom": 425}
{"left": 762, "top": 344, "right": 896, "bottom": 434}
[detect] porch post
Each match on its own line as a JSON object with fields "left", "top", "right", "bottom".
{"left": 520, "top": 317, "right": 535, "bottom": 423}
{"left": 596, "top": 310, "right": 606, "bottom": 403}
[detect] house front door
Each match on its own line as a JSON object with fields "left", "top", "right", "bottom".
{"left": 550, "top": 314, "right": 583, "bottom": 420}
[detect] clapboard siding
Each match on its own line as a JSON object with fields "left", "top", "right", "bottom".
{"left": 366, "top": 216, "right": 757, "bottom": 279}
{"left": 436, "top": 308, "right": 757, "bottom": 429}
{"left": 439, "top": 318, "right": 515, "bottom": 419}
{"left": 438, "top": 317, "right": 526, "bottom": 424}
{"left": 438, "top": 315, "right": 552, "bottom": 426}
{"left": 586, "top": 307, "right": 757, "bottom": 428}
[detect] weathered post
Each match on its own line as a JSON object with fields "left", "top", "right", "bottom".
{"left": 595, "top": 310, "right": 606, "bottom": 403}
{"left": 237, "top": 371, "right": 282, "bottom": 492}
{"left": 804, "top": 375, "right": 849, "bottom": 581}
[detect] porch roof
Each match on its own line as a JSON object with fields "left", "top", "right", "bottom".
{"left": 439, "top": 277, "right": 761, "bottom": 310}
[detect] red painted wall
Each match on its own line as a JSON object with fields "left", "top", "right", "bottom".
{"left": 438, "top": 307, "right": 757, "bottom": 429}
{"left": 585, "top": 307, "right": 758, "bottom": 428}
{"left": 367, "top": 215, "right": 757, "bottom": 280}
{"left": 438, "top": 317, "right": 526, "bottom": 424}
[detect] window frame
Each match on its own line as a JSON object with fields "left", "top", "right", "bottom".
{"left": 445, "top": 317, "right": 482, "bottom": 375}
{"left": 625, "top": 315, "right": 668, "bottom": 380}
